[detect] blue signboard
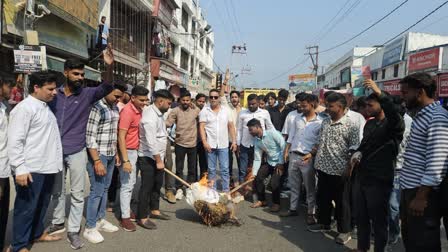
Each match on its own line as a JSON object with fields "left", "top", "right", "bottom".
{"left": 382, "top": 37, "right": 405, "bottom": 67}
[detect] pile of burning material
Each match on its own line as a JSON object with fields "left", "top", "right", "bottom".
{"left": 164, "top": 169, "right": 252, "bottom": 226}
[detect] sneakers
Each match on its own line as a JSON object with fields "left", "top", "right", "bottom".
{"left": 165, "top": 191, "right": 176, "bottom": 204}
{"left": 130, "top": 211, "right": 137, "bottom": 222}
{"left": 47, "top": 223, "right": 66, "bottom": 236}
{"left": 67, "top": 232, "right": 85, "bottom": 250}
{"left": 279, "top": 210, "right": 299, "bottom": 217}
{"left": 120, "top": 218, "right": 137, "bottom": 232}
{"left": 335, "top": 232, "right": 352, "bottom": 245}
{"left": 83, "top": 228, "right": 104, "bottom": 244}
{"left": 308, "top": 224, "right": 331, "bottom": 233}
{"left": 97, "top": 219, "right": 119, "bottom": 233}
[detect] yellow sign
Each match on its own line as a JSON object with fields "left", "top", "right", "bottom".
{"left": 241, "top": 89, "right": 278, "bottom": 108}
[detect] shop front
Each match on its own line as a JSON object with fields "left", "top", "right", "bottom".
{"left": 151, "top": 57, "right": 188, "bottom": 98}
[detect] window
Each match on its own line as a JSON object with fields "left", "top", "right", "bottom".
{"left": 191, "top": 21, "right": 196, "bottom": 37}
{"left": 371, "top": 71, "right": 378, "bottom": 81}
{"left": 181, "top": 8, "right": 188, "bottom": 32}
{"left": 381, "top": 69, "right": 386, "bottom": 79}
{"left": 206, "top": 40, "right": 210, "bottom": 54}
{"left": 190, "top": 56, "right": 194, "bottom": 76}
{"left": 169, "top": 42, "right": 176, "bottom": 62}
{"left": 180, "top": 49, "right": 189, "bottom": 70}
{"left": 393, "top": 64, "right": 399, "bottom": 78}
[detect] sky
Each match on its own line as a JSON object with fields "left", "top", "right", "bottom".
{"left": 200, "top": 0, "right": 448, "bottom": 89}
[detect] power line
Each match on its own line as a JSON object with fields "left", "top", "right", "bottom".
{"left": 222, "top": 0, "right": 240, "bottom": 42}
{"left": 311, "top": 0, "right": 352, "bottom": 43}
{"left": 315, "top": 0, "right": 363, "bottom": 44}
{"left": 258, "top": 57, "right": 309, "bottom": 85}
{"left": 320, "top": 0, "right": 409, "bottom": 53}
{"left": 419, "top": 15, "right": 448, "bottom": 31}
{"left": 229, "top": 0, "right": 243, "bottom": 41}
{"left": 211, "top": 0, "right": 238, "bottom": 43}
{"left": 353, "top": 0, "right": 448, "bottom": 61}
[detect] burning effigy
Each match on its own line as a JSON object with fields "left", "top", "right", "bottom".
{"left": 186, "top": 173, "right": 240, "bottom": 226}
{"left": 164, "top": 169, "right": 247, "bottom": 226}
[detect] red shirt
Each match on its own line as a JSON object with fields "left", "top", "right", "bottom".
{"left": 119, "top": 102, "right": 142, "bottom": 149}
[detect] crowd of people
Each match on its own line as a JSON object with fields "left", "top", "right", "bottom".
{"left": 0, "top": 47, "right": 447, "bottom": 252}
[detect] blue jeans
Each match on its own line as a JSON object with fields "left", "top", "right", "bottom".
{"left": 238, "top": 146, "right": 254, "bottom": 183}
{"left": 207, "top": 148, "right": 230, "bottom": 192}
{"left": 388, "top": 174, "right": 401, "bottom": 240}
{"left": 13, "top": 173, "right": 55, "bottom": 252}
{"left": 86, "top": 155, "right": 115, "bottom": 228}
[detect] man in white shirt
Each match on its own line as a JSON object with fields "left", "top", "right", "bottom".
{"left": 136, "top": 90, "right": 174, "bottom": 230}
{"left": 281, "top": 94, "right": 323, "bottom": 225}
{"left": 8, "top": 72, "right": 63, "bottom": 251}
{"left": 199, "top": 89, "right": 237, "bottom": 193}
{"left": 220, "top": 72, "right": 242, "bottom": 186}
{"left": 237, "top": 94, "right": 274, "bottom": 184}
{"left": 282, "top": 92, "right": 306, "bottom": 139}
{"left": 0, "top": 78, "right": 12, "bottom": 251}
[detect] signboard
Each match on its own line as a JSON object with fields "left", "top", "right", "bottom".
{"left": 383, "top": 79, "right": 402, "bottom": 96}
{"left": 408, "top": 47, "right": 442, "bottom": 74}
{"left": 382, "top": 37, "right": 405, "bottom": 67}
{"left": 438, "top": 73, "right": 448, "bottom": 98}
{"left": 288, "top": 74, "right": 316, "bottom": 94}
{"left": 352, "top": 65, "right": 371, "bottom": 87}
{"left": 13, "top": 45, "right": 47, "bottom": 73}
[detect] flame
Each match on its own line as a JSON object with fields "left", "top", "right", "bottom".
{"left": 199, "top": 172, "right": 208, "bottom": 187}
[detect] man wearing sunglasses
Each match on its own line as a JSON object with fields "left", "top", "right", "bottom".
{"left": 199, "top": 89, "right": 237, "bottom": 193}
{"left": 47, "top": 47, "right": 115, "bottom": 250}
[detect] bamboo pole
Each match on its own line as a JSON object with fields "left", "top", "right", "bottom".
{"left": 164, "top": 168, "right": 191, "bottom": 188}
{"left": 230, "top": 178, "right": 254, "bottom": 194}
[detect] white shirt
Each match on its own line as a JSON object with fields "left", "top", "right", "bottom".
{"left": 281, "top": 110, "right": 300, "bottom": 136}
{"left": 0, "top": 102, "right": 9, "bottom": 178}
{"left": 237, "top": 108, "right": 274, "bottom": 148}
{"left": 220, "top": 96, "right": 243, "bottom": 128}
{"left": 139, "top": 105, "right": 168, "bottom": 160}
{"left": 199, "top": 105, "right": 233, "bottom": 149}
{"left": 347, "top": 109, "right": 366, "bottom": 142}
{"left": 287, "top": 113, "right": 323, "bottom": 154}
{"left": 8, "top": 96, "right": 63, "bottom": 176}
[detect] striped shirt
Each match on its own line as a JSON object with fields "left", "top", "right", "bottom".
{"left": 86, "top": 99, "right": 120, "bottom": 156}
{"left": 400, "top": 102, "right": 448, "bottom": 189}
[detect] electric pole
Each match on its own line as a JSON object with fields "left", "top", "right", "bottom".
{"left": 305, "top": 46, "right": 319, "bottom": 89}
{"left": 305, "top": 46, "right": 319, "bottom": 75}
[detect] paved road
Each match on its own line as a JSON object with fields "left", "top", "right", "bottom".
{"left": 3, "top": 174, "right": 447, "bottom": 252}
{"left": 3, "top": 179, "right": 412, "bottom": 252}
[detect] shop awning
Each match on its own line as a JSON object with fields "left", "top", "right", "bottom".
{"left": 47, "top": 55, "right": 101, "bottom": 81}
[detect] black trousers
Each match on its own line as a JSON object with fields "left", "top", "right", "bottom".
{"left": 355, "top": 180, "right": 392, "bottom": 252}
{"left": 400, "top": 188, "right": 442, "bottom": 252}
{"left": 196, "top": 141, "right": 208, "bottom": 178}
{"left": 316, "top": 170, "right": 352, "bottom": 233}
{"left": 0, "top": 178, "right": 10, "bottom": 250}
{"left": 107, "top": 165, "right": 120, "bottom": 204}
{"left": 255, "top": 164, "right": 281, "bottom": 204}
{"left": 137, "top": 157, "right": 164, "bottom": 219}
{"left": 175, "top": 144, "right": 197, "bottom": 188}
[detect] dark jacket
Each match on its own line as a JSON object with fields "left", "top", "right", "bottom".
{"left": 356, "top": 93, "right": 404, "bottom": 185}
